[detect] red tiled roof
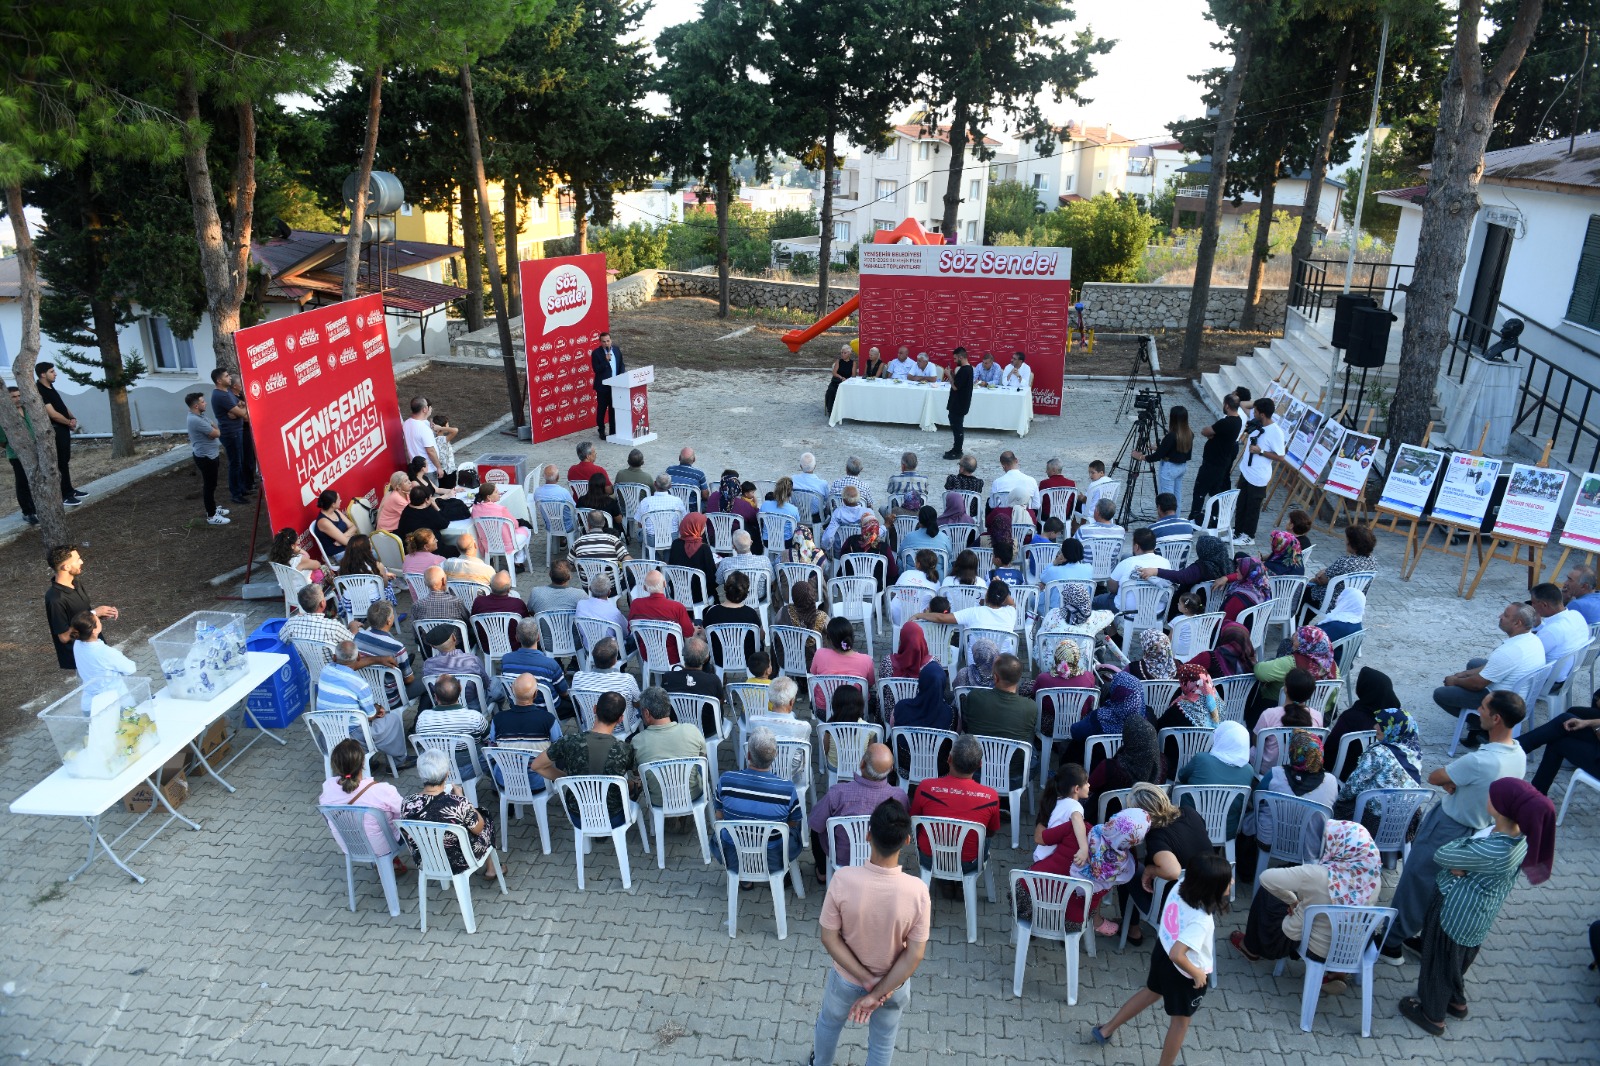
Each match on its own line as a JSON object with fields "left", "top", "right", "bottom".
{"left": 1058, "top": 193, "right": 1087, "bottom": 205}
{"left": 1378, "top": 185, "right": 1427, "bottom": 204}
{"left": 1056, "top": 122, "right": 1136, "bottom": 148}
{"left": 892, "top": 123, "right": 1004, "bottom": 148}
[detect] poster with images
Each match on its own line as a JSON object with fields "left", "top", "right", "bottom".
{"left": 519, "top": 253, "right": 610, "bottom": 445}
{"left": 1265, "top": 381, "right": 1290, "bottom": 408}
{"left": 1299, "top": 419, "right": 1346, "bottom": 481}
{"left": 1377, "top": 444, "right": 1445, "bottom": 517}
{"left": 1560, "top": 471, "right": 1600, "bottom": 550}
{"left": 1492, "top": 463, "right": 1569, "bottom": 543}
{"left": 1431, "top": 453, "right": 1504, "bottom": 527}
{"left": 1325, "top": 431, "right": 1380, "bottom": 499}
{"left": 1284, "top": 405, "right": 1322, "bottom": 467}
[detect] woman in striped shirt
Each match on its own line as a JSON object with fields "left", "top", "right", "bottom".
{"left": 1400, "top": 777, "right": 1555, "bottom": 1035}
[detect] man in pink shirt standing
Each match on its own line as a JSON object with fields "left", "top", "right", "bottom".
{"left": 811, "top": 798, "right": 930, "bottom": 1066}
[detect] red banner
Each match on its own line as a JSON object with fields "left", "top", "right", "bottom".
{"left": 232, "top": 294, "right": 406, "bottom": 535}
{"left": 856, "top": 245, "right": 1072, "bottom": 416}
{"left": 519, "top": 253, "right": 610, "bottom": 444}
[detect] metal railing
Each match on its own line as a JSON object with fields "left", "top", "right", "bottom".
{"left": 1289, "top": 258, "right": 1414, "bottom": 323}
{"left": 1289, "top": 259, "right": 1328, "bottom": 320}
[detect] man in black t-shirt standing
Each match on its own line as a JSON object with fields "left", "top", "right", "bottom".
{"left": 44, "top": 545, "right": 118, "bottom": 670}
{"left": 35, "top": 363, "right": 85, "bottom": 506}
{"left": 1188, "top": 391, "right": 1243, "bottom": 523}
{"left": 943, "top": 347, "right": 975, "bottom": 460}
{"left": 210, "top": 368, "right": 256, "bottom": 505}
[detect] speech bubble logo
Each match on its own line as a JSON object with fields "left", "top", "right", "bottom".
{"left": 539, "top": 266, "right": 592, "bottom": 335}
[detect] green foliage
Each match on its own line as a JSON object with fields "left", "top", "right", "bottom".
{"left": 788, "top": 252, "right": 818, "bottom": 277}
{"left": 984, "top": 181, "right": 1041, "bottom": 244}
{"left": 767, "top": 206, "right": 818, "bottom": 241}
{"left": 991, "top": 231, "right": 1029, "bottom": 246}
{"left": 591, "top": 222, "right": 669, "bottom": 276}
{"left": 1140, "top": 208, "right": 1300, "bottom": 281}
{"left": 1037, "top": 194, "right": 1152, "bottom": 284}
{"left": 1338, "top": 127, "right": 1425, "bottom": 245}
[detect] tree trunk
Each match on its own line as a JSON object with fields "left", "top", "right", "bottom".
{"left": 1241, "top": 161, "right": 1280, "bottom": 332}
{"left": 1290, "top": 26, "right": 1356, "bottom": 276}
{"left": 446, "top": 187, "right": 459, "bottom": 283}
{"left": 940, "top": 99, "right": 970, "bottom": 239}
{"left": 460, "top": 177, "right": 485, "bottom": 331}
{"left": 715, "top": 160, "right": 732, "bottom": 318}
{"left": 1, "top": 183, "right": 70, "bottom": 547}
{"left": 1181, "top": 28, "right": 1254, "bottom": 370}
{"left": 178, "top": 76, "right": 255, "bottom": 372}
{"left": 458, "top": 59, "right": 523, "bottom": 429}
{"left": 574, "top": 184, "right": 590, "bottom": 255}
{"left": 343, "top": 65, "right": 383, "bottom": 302}
{"left": 818, "top": 110, "right": 836, "bottom": 314}
{"left": 78, "top": 174, "right": 135, "bottom": 458}
{"left": 1389, "top": 0, "right": 1543, "bottom": 446}
{"left": 504, "top": 179, "right": 521, "bottom": 318}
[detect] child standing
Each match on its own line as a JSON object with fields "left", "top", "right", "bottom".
{"left": 1090, "top": 852, "right": 1234, "bottom": 1066}
{"left": 1399, "top": 777, "right": 1554, "bottom": 1035}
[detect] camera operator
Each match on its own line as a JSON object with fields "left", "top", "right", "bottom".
{"left": 1132, "top": 404, "right": 1193, "bottom": 515}
{"left": 1188, "top": 392, "right": 1243, "bottom": 524}
{"left": 1233, "top": 397, "right": 1284, "bottom": 548}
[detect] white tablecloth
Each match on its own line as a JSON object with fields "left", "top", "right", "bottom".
{"left": 828, "top": 378, "right": 1033, "bottom": 436}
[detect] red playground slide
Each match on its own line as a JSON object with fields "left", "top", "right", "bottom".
{"left": 780, "top": 218, "right": 945, "bottom": 354}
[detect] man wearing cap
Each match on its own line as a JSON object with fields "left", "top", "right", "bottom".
{"left": 420, "top": 625, "right": 502, "bottom": 712}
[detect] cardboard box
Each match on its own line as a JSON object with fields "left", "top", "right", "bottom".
{"left": 186, "top": 719, "right": 231, "bottom": 772}
{"left": 123, "top": 753, "right": 190, "bottom": 813}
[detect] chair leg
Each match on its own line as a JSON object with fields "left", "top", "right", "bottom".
{"left": 789, "top": 854, "right": 807, "bottom": 900}
{"left": 1558, "top": 778, "right": 1577, "bottom": 826}
{"left": 772, "top": 873, "right": 789, "bottom": 940}
{"left": 1359, "top": 954, "right": 1376, "bottom": 1037}
{"left": 1299, "top": 960, "right": 1324, "bottom": 1033}
{"left": 453, "top": 872, "right": 477, "bottom": 935}
{"left": 573, "top": 830, "right": 586, "bottom": 890}
{"left": 654, "top": 810, "right": 667, "bottom": 870}
{"left": 963, "top": 873, "right": 978, "bottom": 944}
{"left": 376, "top": 855, "right": 401, "bottom": 917}
{"left": 1448, "top": 709, "right": 1468, "bottom": 756}
{"left": 694, "top": 806, "right": 712, "bottom": 865}
{"left": 614, "top": 829, "right": 634, "bottom": 894}
{"left": 636, "top": 812, "right": 652, "bottom": 856}
{"left": 1012, "top": 927, "right": 1031, "bottom": 997}
{"left": 1119, "top": 895, "right": 1136, "bottom": 950}
{"left": 1065, "top": 933, "right": 1080, "bottom": 1006}
{"left": 534, "top": 797, "right": 551, "bottom": 855}
{"left": 1009, "top": 793, "right": 1022, "bottom": 850}
{"left": 344, "top": 855, "right": 357, "bottom": 912}
{"left": 417, "top": 871, "right": 428, "bottom": 932}
{"left": 727, "top": 873, "right": 739, "bottom": 938}
{"left": 499, "top": 796, "right": 511, "bottom": 853}
{"left": 1038, "top": 739, "right": 1053, "bottom": 789}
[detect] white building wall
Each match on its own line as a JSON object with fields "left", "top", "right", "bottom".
{"left": 837, "top": 131, "right": 988, "bottom": 245}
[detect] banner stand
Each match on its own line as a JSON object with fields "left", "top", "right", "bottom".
{"left": 1400, "top": 423, "right": 1494, "bottom": 594}
{"left": 1464, "top": 439, "right": 1558, "bottom": 599}
{"left": 1373, "top": 422, "right": 1436, "bottom": 575}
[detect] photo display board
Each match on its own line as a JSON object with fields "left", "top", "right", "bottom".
{"left": 1299, "top": 419, "right": 1346, "bottom": 481}
{"left": 1431, "top": 453, "right": 1504, "bottom": 527}
{"left": 1325, "top": 431, "right": 1379, "bottom": 500}
{"left": 1560, "top": 471, "right": 1600, "bottom": 551}
{"left": 1492, "top": 463, "right": 1569, "bottom": 543}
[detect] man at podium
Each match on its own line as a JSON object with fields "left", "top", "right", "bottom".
{"left": 590, "top": 331, "right": 625, "bottom": 438}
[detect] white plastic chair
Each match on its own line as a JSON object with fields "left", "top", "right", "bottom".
{"left": 572, "top": 557, "right": 625, "bottom": 597}
{"left": 1009, "top": 870, "right": 1097, "bottom": 1003}
{"left": 759, "top": 513, "right": 796, "bottom": 556}
{"left": 421, "top": 673, "right": 488, "bottom": 718}
{"left": 975, "top": 735, "right": 1033, "bottom": 849}
{"left": 1447, "top": 661, "right": 1553, "bottom": 755}
{"left": 1199, "top": 489, "right": 1239, "bottom": 541}
{"left": 1266, "top": 576, "right": 1308, "bottom": 646}
{"left": 409, "top": 732, "right": 488, "bottom": 806}
{"left": 1214, "top": 674, "right": 1257, "bottom": 724}
{"left": 319, "top": 804, "right": 404, "bottom": 917}
{"left": 888, "top": 586, "right": 934, "bottom": 634}
{"left": 1120, "top": 873, "right": 1174, "bottom": 950}
{"left": 943, "top": 583, "right": 984, "bottom": 614}
{"left": 663, "top": 564, "right": 713, "bottom": 619}
{"left": 704, "top": 512, "right": 744, "bottom": 558}
{"left": 1156, "top": 535, "right": 1193, "bottom": 571}
{"left": 1158, "top": 727, "right": 1214, "bottom": 779}
{"left": 554, "top": 774, "right": 649, "bottom": 892}
{"left": 1253, "top": 726, "right": 1329, "bottom": 775}
{"left": 1272, "top": 905, "right": 1397, "bottom": 1037}
{"left": 816, "top": 722, "right": 884, "bottom": 791}
{"left": 1141, "top": 679, "right": 1181, "bottom": 714}
{"left": 839, "top": 552, "right": 890, "bottom": 615}
{"left": 1168, "top": 612, "right": 1225, "bottom": 660}
{"left": 573, "top": 617, "right": 627, "bottom": 674}
{"left": 271, "top": 562, "right": 312, "bottom": 616}
{"left": 1171, "top": 784, "right": 1251, "bottom": 893}
{"left": 913, "top": 816, "right": 995, "bottom": 944}
{"left": 828, "top": 576, "right": 879, "bottom": 657}
{"left": 482, "top": 744, "right": 552, "bottom": 856}
{"left": 1330, "top": 729, "right": 1377, "bottom": 780}
{"left": 807, "top": 673, "right": 868, "bottom": 723}
{"left": 715, "top": 819, "right": 807, "bottom": 939}
{"left": 1084, "top": 733, "right": 1122, "bottom": 775}
{"left": 538, "top": 499, "right": 578, "bottom": 565}
{"left": 401, "top": 570, "right": 430, "bottom": 605}
{"left": 1330, "top": 632, "right": 1366, "bottom": 700}
{"left": 641, "top": 510, "right": 680, "bottom": 561}
{"left": 1036, "top": 688, "right": 1096, "bottom": 788}
{"left": 769, "top": 623, "right": 819, "bottom": 679}
{"left": 1235, "top": 600, "right": 1274, "bottom": 656}
{"left": 1024, "top": 540, "right": 1060, "bottom": 583}
{"left": 290, "top": 636, "right": 336, "bottom": 690}
{"left": 1558, "top": 768, "right": 1600, "bottom": 827}
{"left": 706, "top": 622, "right": 763, "bottom": 682}
{"left": 1254, "top": 793, "right": 1333, "bottom": 881}
{"left": 961, "top": 626, "right": 1019, "bottom": 665}
{"left": 471, "top": 612, "right": 521, "bottom": 673}
{"left": 877, "top": 677, "right": 919, "bottom": 727}
{"left": 824, "top": 814, "right": 873, "bottom": 881}
{"left": 1098, "top": 787, "right": 1135, "bottom": 824}
{"left": 1082, "top": 536, "right": 1123, "bottom": 583}
{"left": 639, "top": 757, "right": 713, "bottom": 869}
{"left": 917, "top": 620, "right": 961, "bottom": 672}
{"left": 776, "top": 561, "right": 826, "bottom": 607}
{"left": 305, "top": 709, "right": 393, "bottom": 778}
{"left": 1117, "top": 582, "right": 1174, "bottom": 658}
{"left": 1306, "top": 572, "right": 1375, "bottom": 628}
{"left": 667, "top": 692, "right": 728, "bottom": 787}
{"left": 627, "top": 619, "right": 682, "bottom": 689}
{"left": 413, "top": 618, "right": 472, "bottom": 663}
{"left": 1311, "top": 677, "right": 1344, "bottom": 719}
{"left": 773, "top": 738, "right": 815, "bottom": 812}
{"left": 791, "top": 488, "right": 824, "bottom": 524}
{"left": 1041, "top": 487, "right": 1077, "bottom": 525}
{"left": 474, "top": 516, "right": 528, "bottom": 581}
{"left": 358, "top": 664, "right": 412, "bottom": 718}
{"left": 890, "top": 727, "right": 958, "bottom": 788}
{"left": 944, "top": 521, "right": 980, "bottom": 551}
{"left": 394, "top": 819, "right": 507, "bottom": 933}
{"left": 1354, "top": 788, "right": 1434, "bottom": 865}
{"left": 446, "top": 579, "right": 490, "bottom": 617}
{"left": 615, "top": 482, "right": 646, "bottom": 540}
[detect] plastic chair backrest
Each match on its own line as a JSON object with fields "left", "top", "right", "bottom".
{"left": 643, "top": 510, "right": 680, "bottom": 552}
{"left": 841, "top": 553, "right": 887, "bottom": 587}
{"left": 817, "top": 722, "right": 882, "bottom": 774}
{"left": 668, "top": 484, "right": 700, "bottom": 510}
{"left": 1084, "top": 733, "right": 1122, "bottom": 773}
{"left": 535, "top": 610, "right": 579, "bottom": 658}
{"left": 1158, "top": 727, "right": 1215, "bottom": 777}
{"left": 409, "top": 732, "right": 479, "bottom": 788}
{"left": 1041, "top": 487, "right": 1077, "bottom": 523}
{"left": 574, "top": 616, "right": 625, "bottom": 656}
{"left": 271, "top": 562, "right": 312, "bottom": 614}
{"left": 807, "top": 673, "right": 867, "bottom": 720}
{"left": 943, "top": 583, "right": 984, "bottom": 613}
{"left": 913, "top": 816, "right": 985, "bottom": 879}
{"left": 573, "top": 557, "right": 624, "bottom": 594}
{"left": 1236, "top": 600, "right": 1273, "bottom": 652}
{"left": 962, "top": 627, "right": 1019, "bottom": 662}
{"left": 1254, "top": 726, "right": 1329, "bottom": 774}
{"left": 1083, "top": 536, "right": 1123, "bottom": 580}
{"left": 1098, "top": 787, "right": 1134, "bottom": 823}
{"left": 1036, "top": 688, "right": 1096, "bottom": 742}
{"left": 704, "top": 512, "right": 745, "bottom": 556}
{"left": 357, "top": 664, "right": 408, "bottom": 714}
{"left": 1214, "top": 674, "right": 1256, "bottom": 724}
{"left": 724, "top": 682, "right": 770, "bottom": 725}
{"left": 306, "top": 710, "right": 367, "bottom": 764}
{"left": 615, "top": 482, "right": 647, "bottom": 518}
{"left": 952, "top": 490, "right": 982, "bottom": 521}
{"left": 1354, "top": 788, "right": 1434, "bottom": 854}
{"left": 889, "top": 585, "right": 934, "bottom": 621}
{"left": 538, "top": 498, "right": 577, "bottom": 535}
{"left": 423, "top": 672, "right": 487, "bottom": 713}
{"left": 472, "top": 613, "right": 520, "bottom": 660}
{"left": 1009, "top": 870, "right": 1093, "bottom": 939}
{"left": 447, "top": 580, "right": 490, "bottom": 613}
{"left": 396, "top": 819, "right": 477, "bottom": 878}
{"left": 917, "top": 620, "right": 961, "bottom": 669}
{"left": 320, "top": 804, "right": 394, "bottom": 861}
{"left": 1024, "top": 540, "right": 1059, "bottom": 582}
{"left": 412, "top": 619, "right": 470, "bottom": 660}
{"left": 401, "top": 570, "right": 430, "bottom": 604}
{"left": 667, "top": 693, "right": 723, "bottom": 739}
{"left": 1168, "top": 612, "right": 1225, "bottom": 660}
{"left": 1267, "top": 576, "right": 1307, "bottom": 622}
{"left": 877, "top": 678, "right": 919, "bottom": 722}
{"left": 1141, "top": 679, "right": 1181, "bottom": 711}
{"left": 334, "top": 574, "right": 386, "bottom": 619}
{"left": 706, "top": 623, "right": 761, "bottom": 674}
{"left": 760, "top": 512, "right": 796, "bottom": 548}
{"left": 1256, "top": 792, "right": 1332, "bottom": 866}
{"left": 474, "top": 516, "right": 519, "bottom": 558}
{"left": 556, "top": 775, "right": 630, "bottom": 833}
{"left": 772, "top": 738, "right": 812, "bottom": 792}
{"left": 1170, "top": 785, "right": 1252, "bottom": 847}
{"left": 1201, "top": 489, "right": 1239, "bottom": 534}
{"left": 825, "top": 815, "right": 873, "bottom": 871}
{"left": 769, "top": 624, "right": 819, "bottom": 677}
{"left": 639, "top": 756, "right": 710, "bottom": 814}
{"left": 976, "top": 736, "right": 1030, "bottom": 795}
{"left": 777, "top": 561, "right": 825, "bottom": 605}
{"left": 716, "top": 819, "right": 789, "bottom": 877}
{"left": 663, "top": 565, "right": 709, "bottom": 609}
{"left": 570, "top": 689, "right": 603, "bottom": 732}
{"left": 1157, "top": 536, "right": 1193, "bottom": 570}
{"left": 890, "top": 727, "right": 957, "bottom": 784}
{"left": 483, "top": 744, "right": 547, "bottom": 803}
{"left": 791, "top": 489, "right": 823, "bottom": 522}
{"left": 1297, "top": 905, "right": 1396, "bottom": 971}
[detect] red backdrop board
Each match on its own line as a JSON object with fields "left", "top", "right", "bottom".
{"left": 519, "top": 253, "right": 610, "bottom": 444}
{"left": 232, "top": 294, "right": 406, "bottom": 534}
{"left": 856, "top": 245, "right": 1072, "bottom": 415}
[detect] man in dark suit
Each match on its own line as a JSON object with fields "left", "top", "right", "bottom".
{"left": 590, "top": 331, "right": 625, "bottom": 438}
{"left": 944, "top": 347, "right": 973, "bottom": 460}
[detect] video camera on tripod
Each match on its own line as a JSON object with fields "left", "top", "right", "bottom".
{"left": 1132, "top": 388, "right": 1161, "bottom": 416}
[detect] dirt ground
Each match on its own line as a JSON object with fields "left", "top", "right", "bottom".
{"left": 1072, "top": 328, "right": 1272, "bottom": 381}
{"left": 0, "top": 435, "right": 188, "bottom": 522}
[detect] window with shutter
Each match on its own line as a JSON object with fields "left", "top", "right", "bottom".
{"left": 1565, "top": 215, "right": 1600, "bottom": 330}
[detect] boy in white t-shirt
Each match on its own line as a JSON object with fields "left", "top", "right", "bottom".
{"left": 1090, "top": 853, "right": 1234, "bottom": 1065}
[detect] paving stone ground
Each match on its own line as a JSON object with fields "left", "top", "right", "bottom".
{"left": 3, "top": 372, "right": 1598, "bottom": 1065}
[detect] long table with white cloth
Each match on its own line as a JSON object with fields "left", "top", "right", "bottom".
{"left": 9, "top": 650, "right": 290, "bottom": 884}
{"left": 827, "top": 377, "right": 1033, "bottom": 436}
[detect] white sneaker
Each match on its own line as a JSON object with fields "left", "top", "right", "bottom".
{"left": 216, "top": 507, "right": 231, "bottom": 517}
{"left": 207, "top": 513, "right": 231, "bottom": 525}
{"left": 1232, "top": 534, "right": 1254, "bottom": 546}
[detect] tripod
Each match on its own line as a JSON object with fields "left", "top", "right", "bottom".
{"left": 1109, "top": 336, "right": 1166, "bottom": 525}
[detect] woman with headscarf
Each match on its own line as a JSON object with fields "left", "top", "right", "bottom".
{"left": 882, "top": 620, "right": 933, "bottom": 680}
{"left": 667, "top": 511, "right": 718, "bottom": 600}
{"left": 786, "top": 524, "right": 828, "bottom": 568}
{"left": 1187, "top": 620, "right": 1257, "bottom": 680}
{"left": 1334, "top": 705, "right": 1423, "bottom": 822}
{"left": 1034, "top": 639, "right": 1099, "bottom": 696}
{"left": 1157, "top": 663, "right": 1220, "bottom": 730}
{"left": 1176, "top": 720, "right": 1255, "bottom": 836}
{"left": 1212, "top": 554, "right": 1272, "bottom": 622}
{"left": 1135, "top": 532, "right": 1233, "bottom": 597}
{"left": 1263, "top": 530, "right": 1305, "bottom": 576}
{"left": 985, "top": 484, "right": 1035, "bottom": 547}
{"left": 1070, "top": 807, "right": 1153, "bottom": 936}
{"left": 891, "top": 646, "right": 954, "bottom": 730}
{"left": 841, "top": 512, "right": 899, "bottom": 590}
{"left": 1325, "top": 667, "right": 1397, "bottom": 780}
{"left": 897, "top": 504, "right": 952, "bottom": 564}
{"left": 1231, "top": 820, "right": 1382, "bottom": 998}
{"left": 1128, "top": 630, "right": 1177, "bottom": 682}
{"left": 781, "top": 576, "right": 829, "bottom": 634}
{"left": 1401, "top": 778, "right": 1554, "bottom": 1036}
{"left": 1254, "top": 624, "right": 1338, "bottom": 705}
{"left": 1240, "top": 730, "right": 1338, "bottom": 878}
{"left": 936, "top": 489, "right": 972, "bottom": 529}
{"left": 1087, "top": 713, "right": 1160, "bottom": 818}
{"left": 954, "top": 637, "right": 999, "bottom": 691}
{"left": 708, "top": 470, "right": 743, "bottom": 514}
{"left": 1317, "top": 586, "right": 1367, "bottom": 649}
{"left": 1036, "top": 581, "right": 1115, "bottom": 640}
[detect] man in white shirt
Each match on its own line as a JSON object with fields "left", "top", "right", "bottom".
{"left": 907, "top": 352, "right": 944, "bottom": 384}
{"left": 1530, "top": 582, "right": 1590, "bottom": 683}
{"left": 1002, "top": 351, "right": 1033, "bottom": 392}
{"left": 1095, "top": 528, "right": 1170, "bottom": 613}
{"left": 403, "top": 396, "right": 440, "bottom": 474}
{"left": 1433, "top": 601, "right": 1545, "bottom": 747}
{"left": 1232, "top": 396, "right": 1285, "bottom": 547}
{"left": 634, "top": 472, "right": 688, "bottom": 545}
{"left": 991, "top": 450, "right": 1039, "bottom": 510}
{"left": 1075, "top": 460, "right": 1113, "bottom": 525}
{"left": 885, "top": 346, "right": 916, "bottom": 381}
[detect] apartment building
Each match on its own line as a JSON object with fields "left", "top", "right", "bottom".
{"left": 830, "top": 117, "right": 1002, "bottom": 247}
{"left": 1002, "top": 122, "right": 1137, "bottom": 209}
{"left": 1124, "top": 140, "right": 1193, "bottom": 200}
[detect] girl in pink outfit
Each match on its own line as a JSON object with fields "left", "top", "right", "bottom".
{"left": 317, "top": 739, "right": 407, "bottom": 874}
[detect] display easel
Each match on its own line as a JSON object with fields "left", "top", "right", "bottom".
{"left": 1464, "top": 440, "right": 1556, "bottom": 599}
{"left": 1274, "top": 408, "right": 1367, "bottom": 528}
{"left": 1399, "top": 422, "right": 1493, "bottom": 595}
{"left": 1548, "top": 544, "right": 1597, "bottom": 586}
{"left": 1316, "top": 409, "right": 1377, "bottom": 533}
{"left": 1373, "top": 422, "right": 1434, "bottom": 574}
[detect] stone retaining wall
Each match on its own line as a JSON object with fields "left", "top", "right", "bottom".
{"left": 652, "top": 270, "right": 858, "bottom": 315}
{"left": 1080, "top": 282, "right": 1287, "bottom": 332}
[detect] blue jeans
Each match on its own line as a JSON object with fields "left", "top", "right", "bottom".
{"left": 813, "top": 967, "right": 909, "bottom": 1066}
{"left": 1156, "top": 461, "right": 1186, "bottom": 510}
{"left": 220, "top": 428, "right": 254, "bottom": 500}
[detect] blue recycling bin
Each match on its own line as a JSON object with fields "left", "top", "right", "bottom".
{"left": 244, "top": 617, "right": 310, "bottom": 729}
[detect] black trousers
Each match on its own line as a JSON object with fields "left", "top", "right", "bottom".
{"left": 8, "top": 456, "right": 34, "bottom": 517}
{"left": 193, "top": 454, "right": 220, "bottom": 517}
{"left": 596, "top": 391, "right": 616, "bottom": 436}
{"left": 948, "top": 408, "right": 967, "bottom": 452}
{"left": 1189, "top": 461, "right": 1233, "bottom": 522}
{"left": 1417, "top": 892, "right": 1479, "bottom": 1023}
{"left": 221, "top": 428, "right": 255, "bottom": 501}
{"left": 1235, "top": 474, "right": 1268, "bottom": 537}
{"left": 53, "top": 423, "right": 75, "bottom": 498}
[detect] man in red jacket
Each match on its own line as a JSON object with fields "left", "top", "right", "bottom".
{"left": 627, "top": 569, "right": 695, "bottom": 664}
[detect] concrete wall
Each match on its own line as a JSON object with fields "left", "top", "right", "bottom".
{"left": 652, "top": 270, "right": 858, "bottom": 316}
{"left": 1079, "top": 281, "right": 1288, "bottom": 332}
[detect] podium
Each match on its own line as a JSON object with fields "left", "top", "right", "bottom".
{"left": 603, "top": 365, "right": 657, "bottom": 446}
